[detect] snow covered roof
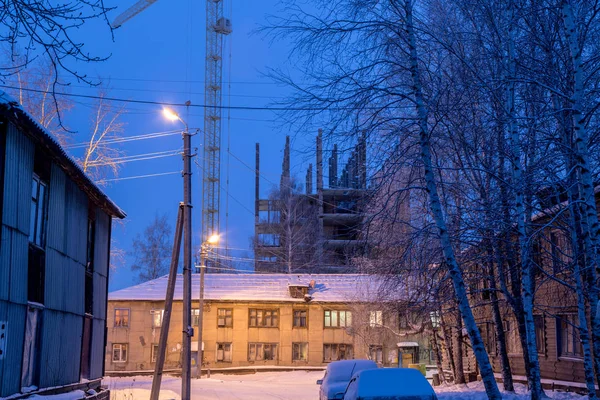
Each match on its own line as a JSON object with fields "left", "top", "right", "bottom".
{"left": 109, "top": 274, "right": 404, "bottom": 303}
{"left": 0, "top": 90, "right": 125, "bottom": 218}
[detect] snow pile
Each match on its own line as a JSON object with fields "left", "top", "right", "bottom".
{"left": 435, "top": 381, "right": 585, "bottom": 399}
{"left": 26, "top": 390, "right": 86, "bottom": 400}
{"left": 109, "top": 388, "right": 180, "bottom": 400}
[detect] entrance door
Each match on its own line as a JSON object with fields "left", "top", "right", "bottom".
{"left": 21, "top": 305, "right": 42, "bottom": 391}
{"left": 80, "top": 316, "right": 92, "bottom": 379}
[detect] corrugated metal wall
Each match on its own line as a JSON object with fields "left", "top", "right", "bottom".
{"left": 1, "top": 122, "right": 115, "bottom": 394}
{"left": 0, "top": 123, "right": 33, "bottom": 397}
{"left": 90, "top": 210, "right": 111, "bottom": 380}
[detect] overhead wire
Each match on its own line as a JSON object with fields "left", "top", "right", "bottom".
{"left": 96, "top": 171, "right": 181, "bottom": 184}
{"left": 65, "top": 129, "right": 181, "bottom": 149}
{"left": 0, "top": 84, "right": 417, "bottom": 112}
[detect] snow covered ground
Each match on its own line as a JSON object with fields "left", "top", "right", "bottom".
{"left": 104, "top": 371, "right": 586, "bottom": 400}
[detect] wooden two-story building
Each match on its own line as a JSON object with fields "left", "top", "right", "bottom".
{"left": 106, "top": 274, "right": 432, "bottom": 373}
{"left": 0, "top": 91, "right": 126, "bottom": 398}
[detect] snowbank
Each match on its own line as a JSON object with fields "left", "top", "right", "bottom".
{"left": 109, "top": 388, "right": 180, "bottom": 400}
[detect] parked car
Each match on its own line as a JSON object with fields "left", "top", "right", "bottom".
{"left": 340, "top": 368, "right": 438, "bottom": 400}
{"left": 317, "top": 359, "right": 378, "bottom": 400}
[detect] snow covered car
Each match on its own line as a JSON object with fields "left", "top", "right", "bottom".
{"left": 317, "top": 359, "right": 378, "bottom": 400}
{"left": 340, "top": 368, "right": 438, "bottom": 400}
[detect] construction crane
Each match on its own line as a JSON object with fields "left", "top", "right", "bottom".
{"left": 113, "top": 0, "right": 232, "bottom": 245}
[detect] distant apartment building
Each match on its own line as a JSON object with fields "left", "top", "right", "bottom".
{"left": 105, "top": 274, "right": 432, "bottom": 373}
{"left": 254, "top": 131, "right": 369, "bottom": 273}
{"left": 0, "top": 91, "right": 125, "bottom": 399}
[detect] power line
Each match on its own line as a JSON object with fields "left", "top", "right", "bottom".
{"left": 87, "top": 149, "right": 181, "bottom": 166}
{"left": 65, "top": 130, "right": 181, "bottom": 149}
{"left": 0, "top": 84, "right": 416, "bottom": 112}
{"left": 96, "top": 171, "right": 181, "bottom": 184}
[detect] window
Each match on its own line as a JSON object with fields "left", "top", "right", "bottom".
{"left": 218, "top": 309, "right": 233, "bottom": 327}
{"left": 558, "top": 314, "right": 582, "bottom": 358}
{"left": 258, "top": 207, "right": 280, "bottom": 224}
{"left": 369, "top": 345, "right": 383, "bottom": 364}
{"left": 534, "top": 315, "right": 545, "bottom": 355}
{"left": 324, "top": 310, "right": 352, "bottom": 328}
{"left": 292, "top": 343, "right": 308, "bottom": 361}
{"left": 151, "top": 344, "right": 159, "bottom": 362}
{"left": 114, "top": 309, "right": 130, "bottom": 327}
{"left": 28, "top": 173, "right": 49, "bottom": 304}
{"left": 249, "top": 309, "right": 279, "bottom": 327}
{"left": 112, "top": 344, "right": 128, "bottom": 362}
{"left": 85, "top": 215, "right": 95, "bottom": 315}
{"left": 30, "top": 174, "right": 48, "bottom": 247}
{"left": 152, "top": 309, "right": 164, "bottom": 328}
{"left": 504, "top": 320, "right": 520, "bottom": 354}
{"left": 216, "top": 343, "right": 232, "bottom": 362}
{"left": 369, "top": 311, "right": 383, "bottom": 327}
{"left": 248, "top": 343, "right": 278, "bottom": 361}
{"left": 257, "top": 233, "right": 280, "bottom": 247}
{"left": 483, "top": 322, "right": 496, "bottom": 355}
{"left": 323, "top": 344, "right": 353, "bottom": 362}
{"left": 549, "top": 231, "right": 572, "bottom": 273}
{"left": 293, "top": 310, "right": 307, "bottom": 327}
{"left": 192, "top": 309, "right": 200, "bottom": 326}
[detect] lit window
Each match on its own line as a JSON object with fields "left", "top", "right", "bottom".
{"left": 324, "top": 310, "right": 352, "bottom": 328}
{"left": 292, "top": 343, "right": 308, "bottom": 361}
{"left": 114, "top": 309, "right": 130, "bottom": 327}
{"left": 152, "top": 309, "right": 164, "bottom": 328}
{"left": 369, "top": 311, "right": 383, "bottom": 327}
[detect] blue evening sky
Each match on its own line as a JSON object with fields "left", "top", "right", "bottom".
{"left": 36, "top": 0, "right": 318, "bottom": 290}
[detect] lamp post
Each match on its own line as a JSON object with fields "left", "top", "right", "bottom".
{"left": 196, "top": 233, "right": 219, "bottom": 379}
{"left": 163, "top": 108, "right": 193, "bottom": 400}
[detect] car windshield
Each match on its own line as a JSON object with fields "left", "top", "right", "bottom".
{"left": 328, "top": 361, "right": 373, "bottom": 381}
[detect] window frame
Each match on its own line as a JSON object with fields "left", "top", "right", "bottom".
{"left": 112, "top": 343, "right": 128, "bottom": 363}
{"left": 323, "top": 343, "right": 354, "bottom": 362}
{"left": 557, "top": 314, "right": 583, "bottom": 359}
{"left": 216, "top": 343, "right": 233, "bottom": 362}
{"left": 369, "top": 311, "right": 383, "bottom": 328}
{"left": 217, "top": 308, "right": 233, "bottom": 327}
{"left": 114, "top": 308, "right": 130, "bottom": 328}
{"left": 248, "top": 308, "right": 279, "bottom": 328}
{"left": 534, "top": 315, "right": 546, "bottom": 355}
{"left": 151, "top": 344, "right": 159, "bottom": 363}
{"left": 29, "top": 173, "right": 49, "bottom": 249}
{"left": 324, "top": 310, "right": 352, "bottom": 328}
{"left": 368, "top": 345, "right": 383, "bottom": 364}
{"left": 293, "top": 310, "right": 308, "bottom": 328}
{"left": 151, "top": 309, "right": 164, "bottom": 328}
{"left": 292, "top": 342, "right": 308, "bottom": 362}
{"left": 248, "top": 343, "right": 278, "bottom": 361}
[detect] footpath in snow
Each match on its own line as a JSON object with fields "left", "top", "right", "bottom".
{"left": 104, "top": 371, "right": 586, "bottom": 400}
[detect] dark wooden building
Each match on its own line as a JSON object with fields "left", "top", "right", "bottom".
{"left": 0, "top": 92, "right": 125, "bottom": 398}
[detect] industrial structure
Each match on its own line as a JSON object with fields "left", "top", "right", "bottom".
{"left": 106, "top": 274, "right": 432, "bottom": 372}
{"left": 254, "top": 131, "right": 369, "bottom": 273}
{"left": 0, "top": 92, "right": 125, "bottom": 399}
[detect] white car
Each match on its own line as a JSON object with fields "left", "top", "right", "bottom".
{"left": 341, "top": 368, "right": 438, "bottom": 400}
{"left": 317, "top": 359, "right": 378, "bottom": 400}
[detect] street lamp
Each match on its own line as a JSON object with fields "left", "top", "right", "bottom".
{"left": 163, "top": 106, "right": 193, "bottom": 400}
{"left": 196, "top": 233, "right": 219, "bottom": 378}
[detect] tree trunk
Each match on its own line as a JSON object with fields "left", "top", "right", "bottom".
{"left": 440, "top": 310, "right": 456, "bottom": 383}
{"left": 431, "top": 330, "right": 446, "bottom": 384}
{"left": 454, "top": 311, "right": 466, "bottom": 385}
{"left": 562, "top": 1, "right": 600, "bottom": 387}
{"left": 403, "top": 1, "right": 501, "bottom": 397}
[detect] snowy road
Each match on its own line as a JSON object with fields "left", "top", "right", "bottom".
{"left": 104, "top": 371, "right": 585, "bottom": 400}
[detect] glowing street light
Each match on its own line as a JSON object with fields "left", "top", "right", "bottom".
{"left": 196, "top": 232, "right": 220, "bottom": 379}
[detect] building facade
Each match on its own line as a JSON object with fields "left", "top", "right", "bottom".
{"left": 0, "top": 92, "right": 125, "bottom": 398}
{"left": 106, "top": 274, "right": 432, "bottom": 373}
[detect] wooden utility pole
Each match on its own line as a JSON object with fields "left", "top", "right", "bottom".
{"left": 150, "top": 204, "right": 184, "bottom": 400}
{"left": 182, "top": 120, "right": 193, "bottom": 400}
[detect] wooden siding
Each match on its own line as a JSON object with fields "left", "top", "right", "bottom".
{"left": 94, "top": 210, "right": 110, "bottom": 278}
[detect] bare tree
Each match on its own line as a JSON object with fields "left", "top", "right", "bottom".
{"left": 131, "top": 213, "right": 173, "bottom": 283}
